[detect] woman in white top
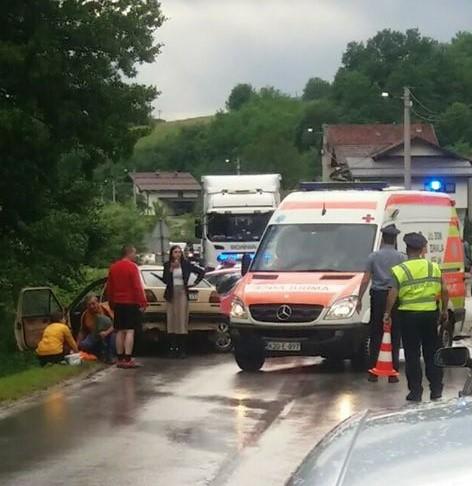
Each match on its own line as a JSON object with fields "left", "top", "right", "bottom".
{"left": 163, "top": 245, "right": 205, "bottom": 358}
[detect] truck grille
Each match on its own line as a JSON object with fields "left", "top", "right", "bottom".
{"left": 249, "top": 304, "right": 324, "bottom": 323}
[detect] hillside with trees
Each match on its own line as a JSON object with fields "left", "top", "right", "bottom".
{"left": 128, "top": 29, "right": 472, "bottom": 192}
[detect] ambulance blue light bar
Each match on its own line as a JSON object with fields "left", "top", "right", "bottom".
{"left": 424, "top": 180, "right": 456, "bottom": 194}
{"left": 217, "top": 252, "right": 255, "bottom": 263}
{"left": 299, "top": 182, "right": 389, "bottom": 191}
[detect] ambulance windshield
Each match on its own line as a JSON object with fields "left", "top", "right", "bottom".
{"left": 252, "top": 223, "right": 377, "bottom": 272}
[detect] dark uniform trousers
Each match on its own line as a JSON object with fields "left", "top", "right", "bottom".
{"left": 369, "top": 289, "right": 401, "bottom": 371}
{"left": 398, "top": 310, "right": 443, "bottom": 395}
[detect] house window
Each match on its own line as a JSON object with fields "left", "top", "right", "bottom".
{"left": 178, "top": 191, "right": 184, "bottom": 199}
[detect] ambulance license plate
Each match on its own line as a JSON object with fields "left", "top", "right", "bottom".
{"left": 266, "top": 341, "right": 301, "bottom": 352}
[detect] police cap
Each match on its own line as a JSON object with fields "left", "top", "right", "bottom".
{"left": 403, "top": 232, "right": 428, "bottom": 250}
{"left": 381, "top": 224, "right": 400, "bottom": 236}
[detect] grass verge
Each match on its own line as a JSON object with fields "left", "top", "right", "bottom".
{"left": 0, "top": 362, "right": 99, "bottom": 403}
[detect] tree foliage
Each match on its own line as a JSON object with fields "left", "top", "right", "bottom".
{"left": 302, "top": 77, "right": 332, "bottom": 101}
{"left": 0, "top": 0, "right": 164, "bottom": 308}
{"left": 226, "top": 83, "right": 255, "bottom": 110}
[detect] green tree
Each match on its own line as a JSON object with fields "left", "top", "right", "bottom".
{"left": 302, "top": 77, "right": 332, "bottom": 101}
{"left": 0, "top": 0, "right": 164, "bottom": 304}
{"left": 226, "top": 83, "right": 255, "bottom": 111}
{"left": 438, "top": 102, "right": 472, "bottom": 146}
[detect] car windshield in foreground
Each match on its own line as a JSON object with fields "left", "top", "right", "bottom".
{"left": 251, "top": 223, "right": 377, "bottom": 273}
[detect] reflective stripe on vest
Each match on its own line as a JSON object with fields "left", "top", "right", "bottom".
{"left": 392, "top": 259, "right": 442, "bottom": 312}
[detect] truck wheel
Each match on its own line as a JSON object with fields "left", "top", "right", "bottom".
{"left": 213, "top": 322, "right": 233, "bottom": 353}
{"left": 351, "top": 336, "right": 370, "bottom": 371}
{"left": 234, "top": 336, "right": 265, "bottom": 372}
{"left": 439, "top": 311, "right": 455, "bottom": 348}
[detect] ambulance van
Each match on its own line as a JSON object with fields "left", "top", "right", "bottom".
{"left": 230, "top": 184, "right": 466, "bottom": 372}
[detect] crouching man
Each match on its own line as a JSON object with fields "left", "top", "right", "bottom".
{"left": 78, "top": 295, "right": 115, "bottom": 363}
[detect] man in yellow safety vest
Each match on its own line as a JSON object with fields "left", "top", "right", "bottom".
{"left": 384, "top": 232, "right": 449, "bottom": 402}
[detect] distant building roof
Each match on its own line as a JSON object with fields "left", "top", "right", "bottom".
{"left": 130, "top": 171, "right": 201, "bottom": 192}
{"left": 324, "top": 123, "right": 472, "bottom": 181}
{"left": 326, "top": 123, "right": 438, "bottom": 165}
{"left": 327, "top": 123, "right": 438, "bottom": 147}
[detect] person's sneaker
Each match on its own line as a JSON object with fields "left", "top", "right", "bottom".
{"left": 406, "top": 391, "right": 422, "bottom": 402}
{"left": 116, "top": 360, "right": 127, "bottom": 368}
{"left": 124, "top": 359, "right": 143, "bottom": 368}
{"left": 388, "top": 376, "right": 400, "bottom": 384}
{"left": 368, "top": 373, "right": 378, "bottom": 382}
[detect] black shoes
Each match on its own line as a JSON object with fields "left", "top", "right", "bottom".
{"left": 430, "top": 386, "right": 443, "bottom": 401}
{"left": 368, "top": 373, "right": 378, "bottom": 382}
{"left": 406, "top": 389, "right": 423, "bottom": 402}
{"left": 388, "top": 376, "right": 400, "bottom": 384}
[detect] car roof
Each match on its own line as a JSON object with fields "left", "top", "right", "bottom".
{"left": 139, "top": 265, "right": 164, "bottom": 271}
{"left": 290, "top": 397, "right": 472, "bottom": 486}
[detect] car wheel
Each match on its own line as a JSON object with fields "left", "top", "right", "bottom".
{"left": 439, "top": 311, "right": 454, "bottom": 348}
{"left": 351, "top": 336, "right": 370, "bottom": 371}
{"left": 213, "top": 322, "right": 232, "bottom": 353}
{"left": 234, "top": 336, "right": 265, "bottom": 372}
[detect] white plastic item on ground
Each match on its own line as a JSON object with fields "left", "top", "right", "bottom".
{"left": 65, "top": 353, "right": 82, "bottom": 366}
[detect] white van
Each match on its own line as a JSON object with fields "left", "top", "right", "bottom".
{"left": 230, "top": 185, "right": 466, "bottom": 371}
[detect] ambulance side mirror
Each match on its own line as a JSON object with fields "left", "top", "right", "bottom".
{"left": 434, "top": 347, "right": 471, "bottom": 368}
{"left": 241, "top": 254, "right": 252, "bottom": 276}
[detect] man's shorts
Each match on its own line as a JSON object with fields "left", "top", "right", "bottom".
{"left": 113, "top": 304, "right": 142, "bottom": 331}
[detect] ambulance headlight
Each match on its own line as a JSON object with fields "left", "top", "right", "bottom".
{"left": 231, "top": 297, "right": 249, "bottom": 320}
{"left": 325, "top": 296, "right": 358, "bottom": 320}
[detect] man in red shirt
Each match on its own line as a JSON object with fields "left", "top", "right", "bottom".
{"left": 107, "top": 245, "right": 147, "bottom": 368}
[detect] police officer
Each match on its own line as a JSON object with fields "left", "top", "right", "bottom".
{"left": 357, "top": 224, "right": 405, "bottom": 382}
{"left": 384, "top": 232, "right": 448, "bottom": 402}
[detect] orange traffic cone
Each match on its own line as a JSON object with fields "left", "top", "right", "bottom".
{"left": 369, "top": 323, "right": 399, "bottom": 378}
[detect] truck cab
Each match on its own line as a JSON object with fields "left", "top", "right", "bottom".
{"left": 198, "top": 174, "right": 281, "bottom": 269}
{"left": 230, "top": 185, "right": 466, "bottom": 372}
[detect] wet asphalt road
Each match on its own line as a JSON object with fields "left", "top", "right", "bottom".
{"left": 0, "top": 353, "right": 469, "bottom": 486}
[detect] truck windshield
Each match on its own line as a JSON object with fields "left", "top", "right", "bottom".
{"left": 251, "top": 223, "right": 377, "bottom": 272}
{"left": 207, "top": 213, "right": 272, "bottom": 242}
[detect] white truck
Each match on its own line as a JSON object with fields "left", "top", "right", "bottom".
{"left": 197, "top": 174, "right": 282, "bottom": 269}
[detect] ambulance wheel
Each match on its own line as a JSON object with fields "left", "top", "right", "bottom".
{"left": 439, "top": 311, "right": 455, "bottom": 348}
{"left": 351, "top": 337, "right": 370, "bottom": 371}
{"left": 234, "top": 336, "right": 265, "bottom": 372}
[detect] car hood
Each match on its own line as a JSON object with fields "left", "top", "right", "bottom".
{"left": 289, "top": 397, "right": 472, "bottom": 486}
{"left": 238, "top": 272, "right": 363, "bottom": 307}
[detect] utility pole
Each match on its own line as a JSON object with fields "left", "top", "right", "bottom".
{"left": 236, "top": 157, "right": 241, "bottom": 175}
{"left": 321, "top": 123, "right": 329, "bottom": 182}
{"left": 112, "top": 179, "right": 116, "bottom": 203}
{"left": 403, "top": 87, "right": 412, "bottom": 190}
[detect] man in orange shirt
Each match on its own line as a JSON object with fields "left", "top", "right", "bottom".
{"left": 107, "top": 245, "right": 147, "bottom": 368}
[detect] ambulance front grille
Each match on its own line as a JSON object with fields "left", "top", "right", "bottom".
{"left": 249, "top": 304, "right": 324, "bottom": 323}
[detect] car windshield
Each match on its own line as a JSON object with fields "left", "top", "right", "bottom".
{"left": 207, "top": 212, "right": 272, "bottom": 242}
{"left": 251, "top": 223, "right": 377, "bottom": 272}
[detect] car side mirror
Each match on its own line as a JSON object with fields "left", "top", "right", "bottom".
{"left": 241, "top": 253, "right": 252, "bottom": 276}
{"left": 195, "top": 219, "right": 203, "bottom": 239}
{"left": 434, "top": 347, "right": 471, "bottom": 368}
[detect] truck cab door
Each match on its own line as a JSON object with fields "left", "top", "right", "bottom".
{"left": 14, "top": 287, "right": 64, "bottom": 351}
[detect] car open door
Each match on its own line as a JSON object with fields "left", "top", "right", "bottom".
{"left": 15, "top": 287, "right": 64, "bottom": 351}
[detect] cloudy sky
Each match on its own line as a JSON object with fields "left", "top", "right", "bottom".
{"left": 137, "top": 0, "right": 472, "bottom": 120}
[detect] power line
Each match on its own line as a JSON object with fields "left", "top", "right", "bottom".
{"left": 411, "top": 108, "right": 441, "bottom": 123}
{"left": 410, "top": 89, "right": 439, "bottom": 116}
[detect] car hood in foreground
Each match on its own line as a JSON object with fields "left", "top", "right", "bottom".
{"left": 289, "top": 397, "right": 472, "bottom": 486}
